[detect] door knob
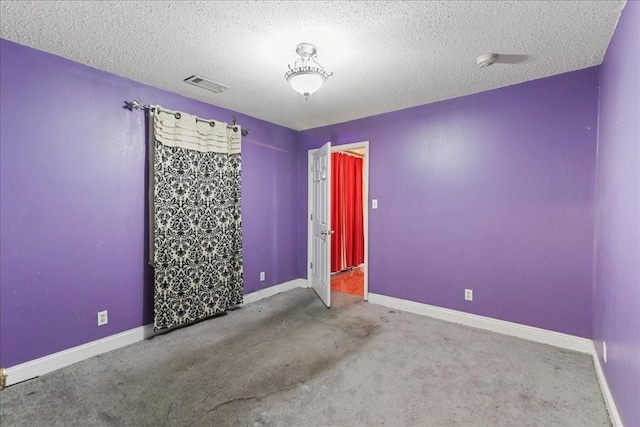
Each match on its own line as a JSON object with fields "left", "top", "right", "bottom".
{"left": 321, "top": 230, "right": 335, "bottom": 236}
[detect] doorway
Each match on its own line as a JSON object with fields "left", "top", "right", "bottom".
{"left": 330, "top": 145, "right": 367, "bottom": 298}
{"left": 306, "top": 141, "right": 369, "bottom": 303}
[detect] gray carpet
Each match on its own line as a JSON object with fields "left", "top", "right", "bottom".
{"left": 0, "top": 288, "right": 610, "bottom": 426}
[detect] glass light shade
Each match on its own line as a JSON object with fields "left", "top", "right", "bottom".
{"left": 289, "top": 72, "right": 324, "bottom": 96}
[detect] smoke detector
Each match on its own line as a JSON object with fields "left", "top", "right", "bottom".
{"left": 184, "top": 75, "right": 229, "bottom": 93}
{"left": 476, "top": 54, "right": 497, "bottom": 68}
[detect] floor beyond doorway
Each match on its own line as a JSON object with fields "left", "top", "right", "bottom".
{"left": 331, "top": 265, "right": 364, "bottom": 297}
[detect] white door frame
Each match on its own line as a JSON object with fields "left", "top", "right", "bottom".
{"left": 307, "top": 140, "right": 370, "bottom": 300}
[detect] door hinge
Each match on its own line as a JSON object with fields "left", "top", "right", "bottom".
{"left": 310, "top": 213, "right": 313, "bottom": 220}
{"left": 310, "top": 262, "right": 313, "bottom": 269}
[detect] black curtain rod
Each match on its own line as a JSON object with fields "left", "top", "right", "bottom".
{"left": 124, "top": 99, "right": 250, "bottom": 137}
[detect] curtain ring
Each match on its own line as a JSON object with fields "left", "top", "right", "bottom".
{"left": 174, "top": 112, "right": 181, "bottom": 119}
{"left": 209, "top": 121, "right": 215, "bottom": 127}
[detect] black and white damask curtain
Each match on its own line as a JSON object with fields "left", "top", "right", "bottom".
{"left": 149, "top": 106, "right": 243, "bottom": 331}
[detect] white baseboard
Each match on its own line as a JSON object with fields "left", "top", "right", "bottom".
{"left": 5, "top": 324, "right": 155, "bottom": 387}
{"left": 4, "top": 279, "right": 308, "bottom": 387}
{"left": 591, "top": 343, "right": 624, "bottom": 427}
{"left": 242, "top": 278, "right": 307, "bottom": 305}
{"left": 368, "top": 293, "right": 622, "bottom": 427}
{"left": 5, "top": 283, "right": 621, "bottom": 427}
{"left": 367, "top": 293, "right": 593, "bottom": 354}
{"left": 298, "top": 278, "right": 310, "bottom": 288}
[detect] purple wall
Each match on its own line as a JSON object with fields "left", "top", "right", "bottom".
{"left": 593, "top": 2, "right": 640, "bottom": 426}
{"left": 299, "top": 67, "right": 600, "bottom": 338}
{"left": 0, "top": 39, "right": 300, "bottom": 367}
{"left": 2, "top": 23, "right": 634, "bottom": 426}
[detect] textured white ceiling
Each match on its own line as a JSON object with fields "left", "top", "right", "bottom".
{"left": 0, "top": 1, "right": 625, "bottom": 131}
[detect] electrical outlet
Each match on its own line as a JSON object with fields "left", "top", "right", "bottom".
{"left": 260, "top": 271, "right": 265, "bottom": 281}
{"left": 464, "top": 289, "right": 473, "bottom": 301}
{"left": 97, "top": 310, "right": 108, "bottom": 326}
{"left": 603, "top": 341, "right": 607, "bottom": 363}
{"left": 372, "top": 199, "right": 378, "bottom": 209}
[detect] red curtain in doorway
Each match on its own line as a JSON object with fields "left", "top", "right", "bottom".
{"left": 331, "top": 152, "right": 364, "bottom": 273}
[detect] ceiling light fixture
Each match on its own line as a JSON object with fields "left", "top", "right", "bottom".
{"left": 285, "top": 43, "right": 333, "bottom": 99}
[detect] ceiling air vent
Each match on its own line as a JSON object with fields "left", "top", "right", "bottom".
{"left": 183, "top": 75, "right": 229, "bottom": 93}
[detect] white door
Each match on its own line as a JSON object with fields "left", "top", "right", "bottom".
{"left": 310, "top": 141, "right": 332, "bottom": 307}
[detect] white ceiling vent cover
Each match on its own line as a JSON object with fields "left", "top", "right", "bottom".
{"left": 183, "top": 75, "right": 229, "bottom": 93}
